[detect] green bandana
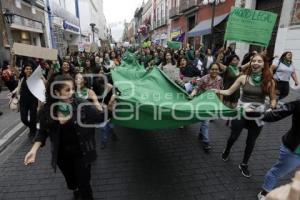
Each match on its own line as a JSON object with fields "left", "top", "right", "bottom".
{"left": 282, "top": 59, "right": 292, "bottom": 67}
{"left": 228, "top": 65, "right": 239, "bottom": 76}
{"left": 75, "top": 88, "right": 88, "bottom": 99}
{"left": 53, "top": 63, "right": 60, "bottom": 73}
{"left": 251, "top": 73, "right": 262, "bottom": 86}
{"left": 295, "top": 146, "right": 300, "bottom": 155}
{"left": 57, "top": 102, "right": 72, "bottom": 116}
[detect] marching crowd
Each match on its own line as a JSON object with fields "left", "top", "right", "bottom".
{"left": 0, "top": 42, "right": 299, "bottom": 200}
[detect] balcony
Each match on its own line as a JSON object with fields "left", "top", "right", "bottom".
{"left": 180, "top": 0, "right": 201, "bottom": 13}
{"left": 161, "top": 18, "right": 167, "bottom": 26}
{"left": 169, "top": 7, "right": 181, "bottom": 19}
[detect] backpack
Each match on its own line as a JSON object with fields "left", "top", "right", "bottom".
{"left": 1, "top": 68, "right": 13, "bottom": 82}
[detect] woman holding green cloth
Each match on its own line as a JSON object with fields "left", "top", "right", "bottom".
{"left": 214, "top": 54, "right": 277, "bottom": 178}
{"left": 221, "top": 55, "right": 241, "bottom": 109}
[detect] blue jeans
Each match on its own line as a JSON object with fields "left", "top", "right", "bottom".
{"left": 262, "top": 144, "right": 300, "bottom": 192}
{"left": 199, "top": 120, "right": 209, "bottom": 143}
{"left": 100, "top": 122, "right": 114, "bottom": 144}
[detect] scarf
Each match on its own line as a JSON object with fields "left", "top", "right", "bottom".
{"left": 251, "top": 73, "right": 262, "bottom": 86}
{"left": 75, "top": 87, "right": 88, "bottom": 99}
{"left": 228, "top": 65, "right": 239, "bottom": 76}
{"left": 57, "top": 102, "right": 72, "bottom": 116}
{"left": 282, "top": 59, "right": 292, "bottom": 67}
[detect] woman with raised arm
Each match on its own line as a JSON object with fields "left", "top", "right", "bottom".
{"left": 215, "top": 54, "right": 277, "bottom": 178}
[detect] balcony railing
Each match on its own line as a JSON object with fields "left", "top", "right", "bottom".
{"left": 169, "top": 7, "right": 180, "bottom": 19}
{"left": 161, "top": 18, "right": 167, "bottom": 26}
{"left": 157, "top": 20, "right": 161, "bottom": 28}
{"left": 180, "top": 0, "right": 201, "bottom": 13}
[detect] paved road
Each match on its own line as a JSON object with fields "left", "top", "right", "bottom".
{"left": 0, "top": 91, "right": 298, "bottom": 200}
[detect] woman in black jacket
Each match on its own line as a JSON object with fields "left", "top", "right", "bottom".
{"left": 257, "top": 100, "right": 300, "bottom": 199}
{"left": 12, "top": 61, "right": 38, "bottom": 139}
{"left": 24, "top": 74, "right": 111, "bottom": 200}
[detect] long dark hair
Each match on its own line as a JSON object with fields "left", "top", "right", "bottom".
{"left": 19, "top": 60, "right": 36, "bottom": 80}
{"left": 224, "top": 54, "right": 240, "bottom": 67}
{"left": 45, "top": 74, "right": 74, "bottom": 106}
{"left": 279, "top": 51, "right": 292, "bottom": 63}
{"left": 162, "top": 51, "right": 176, "bottom": 66}
{"left": 244, "top": 54, "right": 273, "bottom": 95}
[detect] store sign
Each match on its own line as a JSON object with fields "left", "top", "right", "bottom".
{"left": 170, "top": 28, "right": 181, "bottom": 40}
{"left": 63, "top": 21, "right": 80, "bottom": 33}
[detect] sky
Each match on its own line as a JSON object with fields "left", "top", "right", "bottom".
{"left": 103, "top": 0, "right": 144, "bottom": 42}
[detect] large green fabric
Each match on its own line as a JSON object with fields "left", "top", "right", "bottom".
{"left": 111, "top": 53, "right": 239, "bottom": 130}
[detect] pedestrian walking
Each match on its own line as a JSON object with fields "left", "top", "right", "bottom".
{"left": 271, "top": 51, "right": 299, "bottom": 100}
{"left": 12, "top": 61, "right": 38, "bottom": 139}
{"left": 257, "top": 100, "right": 300, "bottom": 199}
{"left": 24, "top": 74, "right": 111, "bottom": 200}
{"left": 190, "top": 63, "right": 223, "bottom": 152}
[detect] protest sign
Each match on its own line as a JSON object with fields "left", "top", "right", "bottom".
{"left": 224, "top": 7, "right": 277, "bottom": 47}
{"left": 167, "top": 41, "right": 182, "bottom": 49}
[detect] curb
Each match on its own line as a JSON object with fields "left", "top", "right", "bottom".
{"left": 0, "top": 122, "right": 26, "bottom": 153}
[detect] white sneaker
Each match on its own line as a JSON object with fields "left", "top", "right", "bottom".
{"left": 257, "top": 192, "right": 266, "bottom": 200}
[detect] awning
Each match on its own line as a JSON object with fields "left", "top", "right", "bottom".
{"left": 187, "top": 13, "right": 229, "bottom": 37}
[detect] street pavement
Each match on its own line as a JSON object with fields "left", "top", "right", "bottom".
{"left": 0, "top": 90, "right": 299, "bottom": 200}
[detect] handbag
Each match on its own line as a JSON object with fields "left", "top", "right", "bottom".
{"left": 9, "top": 94, "right": 19, "bottom": 111}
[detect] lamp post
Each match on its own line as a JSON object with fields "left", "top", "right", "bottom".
{"left": 90, "top": 23, "right": 96, "bottom": 43}
{"left": 202, "top": 0, "right": 226, "bottom": 49}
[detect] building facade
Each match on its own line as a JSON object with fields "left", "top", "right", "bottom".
{"left": 47, "top": 0, "right": 80, "bottom": 57}
{"left": 78, "top": 0, "right": 108, "bottom": 47}
{"left": 1, "top": 0, "right": 48, "bottom": 60}
{"left": 151, "top": 0, "right": 169, "bottom": 47}
{"left": 274, "top": 0, "right": 300, "bottom": 88}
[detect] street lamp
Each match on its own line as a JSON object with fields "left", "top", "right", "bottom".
{"left": 202, "top": 0, "right": 226, "bottom": 49}
{"left": 90, "top": 23, "right": 96, "bottom": 42}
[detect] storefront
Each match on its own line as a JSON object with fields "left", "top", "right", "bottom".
{"left": 50, "top": 1, "right": 80, "bottom": 57}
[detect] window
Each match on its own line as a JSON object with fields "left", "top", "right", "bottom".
{"left": 291, "top": 0, "right": 300, "bottom": 26}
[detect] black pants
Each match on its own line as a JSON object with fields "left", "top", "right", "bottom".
{"left": 276, "top": 80, "right": 290, "bottom": 100}
{"left": 20, "top": 101, "right": 37, "bottom": 135}
{"left": 224, "top": 118, "right": 263, "bottom": 164}
{"left": 57, "top": 156, "right": 94, "bottom": 200}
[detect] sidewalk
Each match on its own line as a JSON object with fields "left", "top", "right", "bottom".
{"left": 0, "top": 90, "right": 26, "bottom": 153}
{"left": 0, "top": 90, "right": 298, "bottom": 200}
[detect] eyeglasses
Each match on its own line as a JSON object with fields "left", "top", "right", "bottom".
{"left": 210, "top": 68, "right": 219, "bottom": 71}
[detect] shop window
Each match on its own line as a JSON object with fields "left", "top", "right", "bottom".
{"left": 291, "top": 0, "right": 300, "bottom": 26}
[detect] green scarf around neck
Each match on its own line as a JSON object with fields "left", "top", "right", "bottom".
{"left": 282, "top": 59, "right": 292, "bottom": 67}
{"left": 57, "top": 102, "right": 72, "bottom": 116}
{"left": 75, "top": 87, "right": 88, "bottom": 99}
{"left": 228, "top": 65, "right": 239, "bottom": 75}
{"left": 251, "top": 73, "right": 262, "bottom": 86}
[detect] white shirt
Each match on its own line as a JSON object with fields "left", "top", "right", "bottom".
{"left": 273, "top": 59, "right": 295, "bottom": 82}
{"left": 206, "top": 56, "right": 214, "bottom": 69}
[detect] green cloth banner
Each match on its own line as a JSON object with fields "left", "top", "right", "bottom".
{"left": 224, "top": 7, "right": 277, "bottom": 47}
{"left": 167, "top": 41, "right": 182, "bottom": 50}
{"left": 111, "top": 53, "right": 239, "bottom": 130}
